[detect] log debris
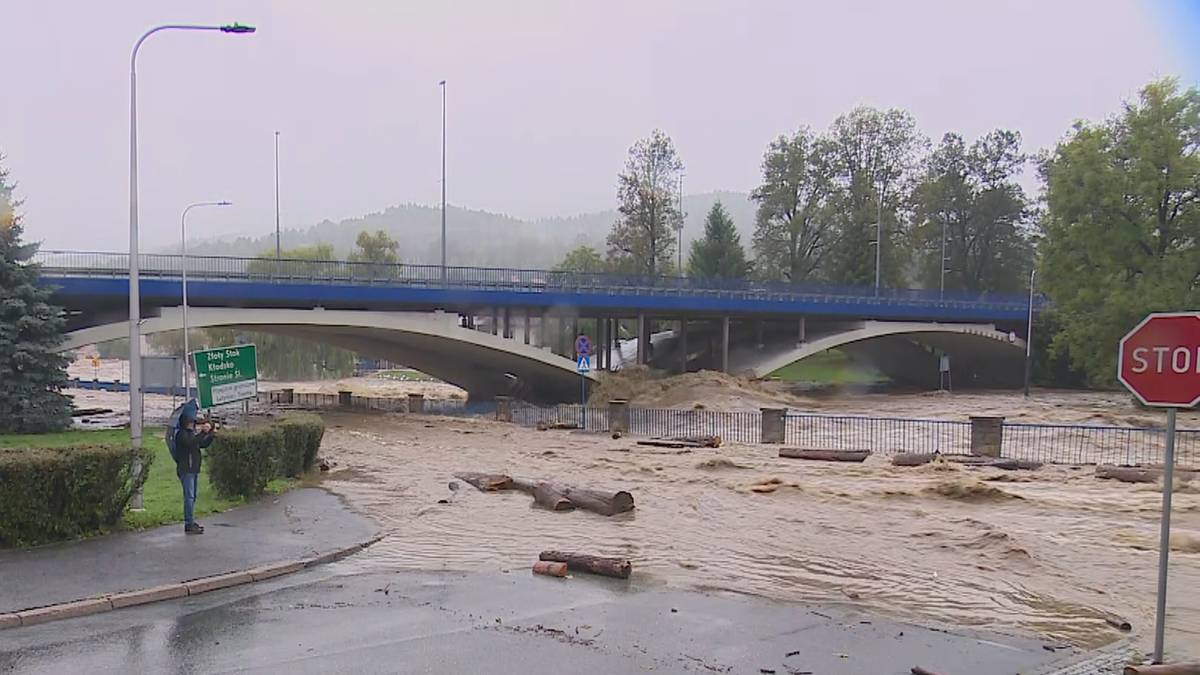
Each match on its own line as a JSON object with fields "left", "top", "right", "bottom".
{"left": 1096, "top": 466, "right": 1161, "bottom": 484}
{"left": 453, "top": 472, "right": 514, "bottom": 492}
{"left": 532, "top": 561, "right": 568, "bottom": 577}
{"left": 540, "top": 551, "right": 632, "bottom": 579}
{"left": 458, "top": 473, "right": 635, "bottom": 516}
{"left": 779, "top": 448, "right": 871, "bottom": 462}
{"left": 893, "top": 453, "right": 936, "bottom": 467}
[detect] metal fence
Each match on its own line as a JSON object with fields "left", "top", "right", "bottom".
{"left": 262, "top": 391, "right": 468, "bottom": 416}
{"left": 1000, "top": 422, "right": 1200, "bottom": 467}
{"left": 785, "top": 413, "right": 972, "bottom": 455}
{"left": 512, "top": 404, "right": 610, "bottom": 431}
{"left": 629, "top": 407, "right": 761, "bottom": 444}
{"left": 33, "top": 249, "right": 1037, "bottom": 312}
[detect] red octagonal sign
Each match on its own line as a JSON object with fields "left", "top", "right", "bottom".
{"left": 1118, "top": 312, "right": 1200, "bottom": 408}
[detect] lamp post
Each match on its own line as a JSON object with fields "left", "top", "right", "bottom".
{"left": 676, "top": 173, "right": 685, "bottom": 275}
{"left": 939, "top": 215, "right": 948, "bottom": 300}
{"left": 439, "top": 79, "right": 447, "bottom": 283}
{"left": 1023, "top": 268, "right": 1036, "bottom": 398}
{"left": 181, "top": 201, "right": 232, "bottom": 400}
{"left": 128, "top": 22, "right": 254, "bottom": 509}
{"left": 274, "top": 130, "right": 281, "bottom": 269}
{"left": 874, "top": 189, "right": 884, "bottom": 296}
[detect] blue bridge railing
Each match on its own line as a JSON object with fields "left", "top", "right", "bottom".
{"left": 33, "top": 250, "right": 1041, "bottom": 312}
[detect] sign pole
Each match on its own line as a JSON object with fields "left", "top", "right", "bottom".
{"left": 580, "top": 368, "right": 586, "bottom": 430}
{"left": 1153, "top": 406, "right": 1177, "bottom": 664}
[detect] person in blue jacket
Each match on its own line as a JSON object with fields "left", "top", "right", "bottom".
{"left": 174, "top": 408, "right": 216, "bottom": 534}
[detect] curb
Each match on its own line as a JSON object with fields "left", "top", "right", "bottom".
{"left": 0, "top": 533, "right": 383, "bottom": 631}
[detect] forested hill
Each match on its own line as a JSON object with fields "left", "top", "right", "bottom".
{"left": 181, "top": 191, "right": 755, "bottom": 269}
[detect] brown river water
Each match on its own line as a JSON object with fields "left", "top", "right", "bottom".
{"left": 316, "top": 410, "right": 1200, "bottom": 658}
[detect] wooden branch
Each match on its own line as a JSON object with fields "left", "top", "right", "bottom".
{"left": 779, "top": 448, "right": 871, "bottom": 462}
{"left": 540, "top": 551, "right": 632, "bottom": 579}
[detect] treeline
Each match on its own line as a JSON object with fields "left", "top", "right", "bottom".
{"left": 562, "top": 110, "right": 1033, "bottom": 296}
{"left": 563, "top": 78, "right": 1200, "bottom": 387}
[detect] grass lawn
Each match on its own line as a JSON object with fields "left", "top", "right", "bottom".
{"left": 0, "top": 428, "right": 295, "bottom": 531}
{"left": 377, "top": 368, "right": 434, "bottom": 381}
{"left": 769, "top": 349, "right": 888, "bottom": 386}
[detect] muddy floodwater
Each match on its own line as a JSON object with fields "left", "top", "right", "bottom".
{"left": 318, "top": 410, "right": 1200, "bottom": 659}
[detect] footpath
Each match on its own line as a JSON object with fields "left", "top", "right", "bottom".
{"left": 0, "top": 488, "right": 379, "bottom": 624}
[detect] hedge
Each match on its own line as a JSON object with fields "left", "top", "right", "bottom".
{"left": 0, "top": 444, "right": 152, "bottom": 546}
{"left": 206, "top": 414, "right": 325, "bottom": 500}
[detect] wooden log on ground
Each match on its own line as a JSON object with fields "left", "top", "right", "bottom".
{"left": 1124, "top": 664, "right": 1200, "bottom": 675}
{"left": 532, "top": 561, "right": 568, "bottom": 577}
{"left": 779, "top": 448, "right": 871, "bottom": 462}
{"left": 944, "top": 454, "right": 994, "bottom": 465}
{"left": 540, "top": 551, "right": 632, "bottom": 579}
{"left": 893, "top": 453, "right": 936, "bottom": 467}
{"left": 1096, "top": 465, "right": 1161, "bottom": 484}
{"left": 452, "top": 472, "right": 514, "bottom": 492}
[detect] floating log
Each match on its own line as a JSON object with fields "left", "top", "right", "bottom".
{"left": 667, "top": 434, "right": 722, "bottom": 448}
{"left": 1096, "top": 466, "right": 1161, "bottom": 484}
{"left": 532, "top": 561, "right": 568, "bottom": 577}
{"left": 540, "top": 551, "right": 632, "bottom": 579}
{"left": 512, "top": 477, "right": 574, "bottom": 511}
{"left": 560, "top": 485, "right": 635, "bottom": 516}
{"left": 944, "top": 454, "right": 994, "bottom": 465}
{"left": 1123, "top": 664, "right": 1200, "bottom": 675}
{"left": 453, "top": 472, "right": 514, "bottom": 492}
{"left": 987, "top": 459, "right": 1043, "bottom": 471}
{"left": 893, "top": 453, "right": 937, "bottom": 467}
{"left": 638, "top": 439, "right": 697, "bottom": 449}
{"left": 779, "top": 448, "right": 871, "bottom": 462}
{"left": 461, "top": 473, "right": 634, "bottom": 516}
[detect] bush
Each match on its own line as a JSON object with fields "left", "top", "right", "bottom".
{"left": 274, "top": 414, "right": 325, "bottom": 476}
{"left": 0, "top": 444, "right": 152, "bottom": 546}
{"left": 206, "top": 414, "right": 325, "bottom": 499}
{"left": 206, "top": 427, "right": 282, "bottom": 499}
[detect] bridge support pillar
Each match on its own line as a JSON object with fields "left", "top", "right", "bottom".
{"left": 637, "top": 314, "right": 646, "bottom": 365}
{"left": 798, "top": 316, "right": 806, "bottom": 346}
{"left": 679, "top": 319, "right": 688, "bottom": 373}
{"left": 596, "top": 318, "right": 606, "bottom": 370}
{"left": 491, "top": 307, "right": 499, "bottom": 336}
{"left": 970, "top": 416, "right": 1004, "bottom": 458}
{"left": 495, "top": 396, "right": 513, "bottom": 423}
{"left": 606, "top": 318, "right": 614, "bottom": 370}
{"left": 503, "top": 307, "right": 512, "bottom": 339}
{"left": 721, "top": 316, "right": 730, "bottom": 373}
{"left": 523, "top": 308, "right": 530, "bottom": 345}
{"left": 761, "top": 408, "right": 786, "bottom": 444}
{"left": 756, "top": 320, "right": 764, "bottom": 350}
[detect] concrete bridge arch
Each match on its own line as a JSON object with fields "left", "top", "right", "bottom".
{"left": 59, "top": 307, "right": 597, "bottom": 403}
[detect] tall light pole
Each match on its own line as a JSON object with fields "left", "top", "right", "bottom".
{"left": 1023, "top": 268, "right": 1036, "bottom": 398}
{"left": 873, "top": 189, "right": 884, "bottom": 296}
{"left": 274, "top": 130, "right": 281, "bottom": 267}
{"left": 939, "top": 215, "right": 948, "bottom": 300}
{"left": 439, "top": 79, "right": 447, "bottom": 282}
{"left": 181, "top": 201, "right": 232, "bottom": 400}
{"left": 128, "top": 22, "right": 254, "bottom": 509}
{"left": 676, "top": 173, "right": 685, "bottom": 275}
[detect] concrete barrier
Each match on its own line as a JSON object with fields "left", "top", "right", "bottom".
{"left": 761, "top": 408, "right": 787, "bottom": 444}
{"left": 16, "top": 598, "right": 113, "bottom": 626}
{"left": 185, "top": 571, "right": 254, "bottom": 595}
{"left": 609, "top": 400, "right": 629, "bottom": 434}
{"left": 970, "top": 416, "right": 1004, "bottom": 457}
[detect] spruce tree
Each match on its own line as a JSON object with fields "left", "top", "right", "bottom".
{"left": 688, "top": 202, "right": 751, "bottom": 279}
{"left": 0, "top": 157, "right": 72, "bottom": 433}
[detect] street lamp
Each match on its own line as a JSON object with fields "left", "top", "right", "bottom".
{"left": 676, "top": 173, "right": 686, "bottom": 275}
{"left": 873, "top": 189, "right": 884, "bottom": 296}
{"left": 439, "top": 79, "right": 447, "bottom": 283}
{"left": 1023, "top": 268, "right": 1036, "bottom": 398}
{"left": 128, "top": 22, "right": 255, "bottom": 509}
{"left": 274, "top": 131, "right": 282, "bottom": 269}
{"left": 181, "top": 201, "right": 232, "bottom": 400}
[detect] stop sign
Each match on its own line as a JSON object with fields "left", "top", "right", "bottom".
{"left": 1118, "top": 312, "right": 1200, "bottom": 407}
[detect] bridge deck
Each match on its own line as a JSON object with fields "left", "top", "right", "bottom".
{"left": 37, "top": 250, "right": 1039, "bottom": 323}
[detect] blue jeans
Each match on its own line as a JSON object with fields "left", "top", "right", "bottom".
{"left": 180, "top": 473, "right": 199, "bottom": 525}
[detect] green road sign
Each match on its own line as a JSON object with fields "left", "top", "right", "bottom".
{"left": 193, "top": 344, "right": 258, "bottom": 408}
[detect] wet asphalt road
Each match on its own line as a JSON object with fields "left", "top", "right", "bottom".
{"left": 0, "top": 563, "right": 1074, "bottom": 675}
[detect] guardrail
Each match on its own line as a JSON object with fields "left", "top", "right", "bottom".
{"left": 33, "top": 249, "right": 1039, "bottom": 312}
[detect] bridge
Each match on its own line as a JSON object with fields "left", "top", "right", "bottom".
{"left": 37, "top": 251, "right": 1037, "bottom": 401}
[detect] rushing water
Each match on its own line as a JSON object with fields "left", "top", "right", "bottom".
{"left": 316, "top": 411, "right": 1200, "bottom": 657}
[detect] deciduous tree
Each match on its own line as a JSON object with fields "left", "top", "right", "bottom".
{"left": 606, "top": 130, "right": 683, "bottom": 276}
{"left": 1039, "top": 78, "right": 1200, "bottom": 385}
{"left": 751, "top": 128, "right": 836, "bottom": 282}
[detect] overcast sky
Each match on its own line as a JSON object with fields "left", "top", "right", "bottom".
{"left": 1, "top": 0, "right": 1196, "bottom": 251}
